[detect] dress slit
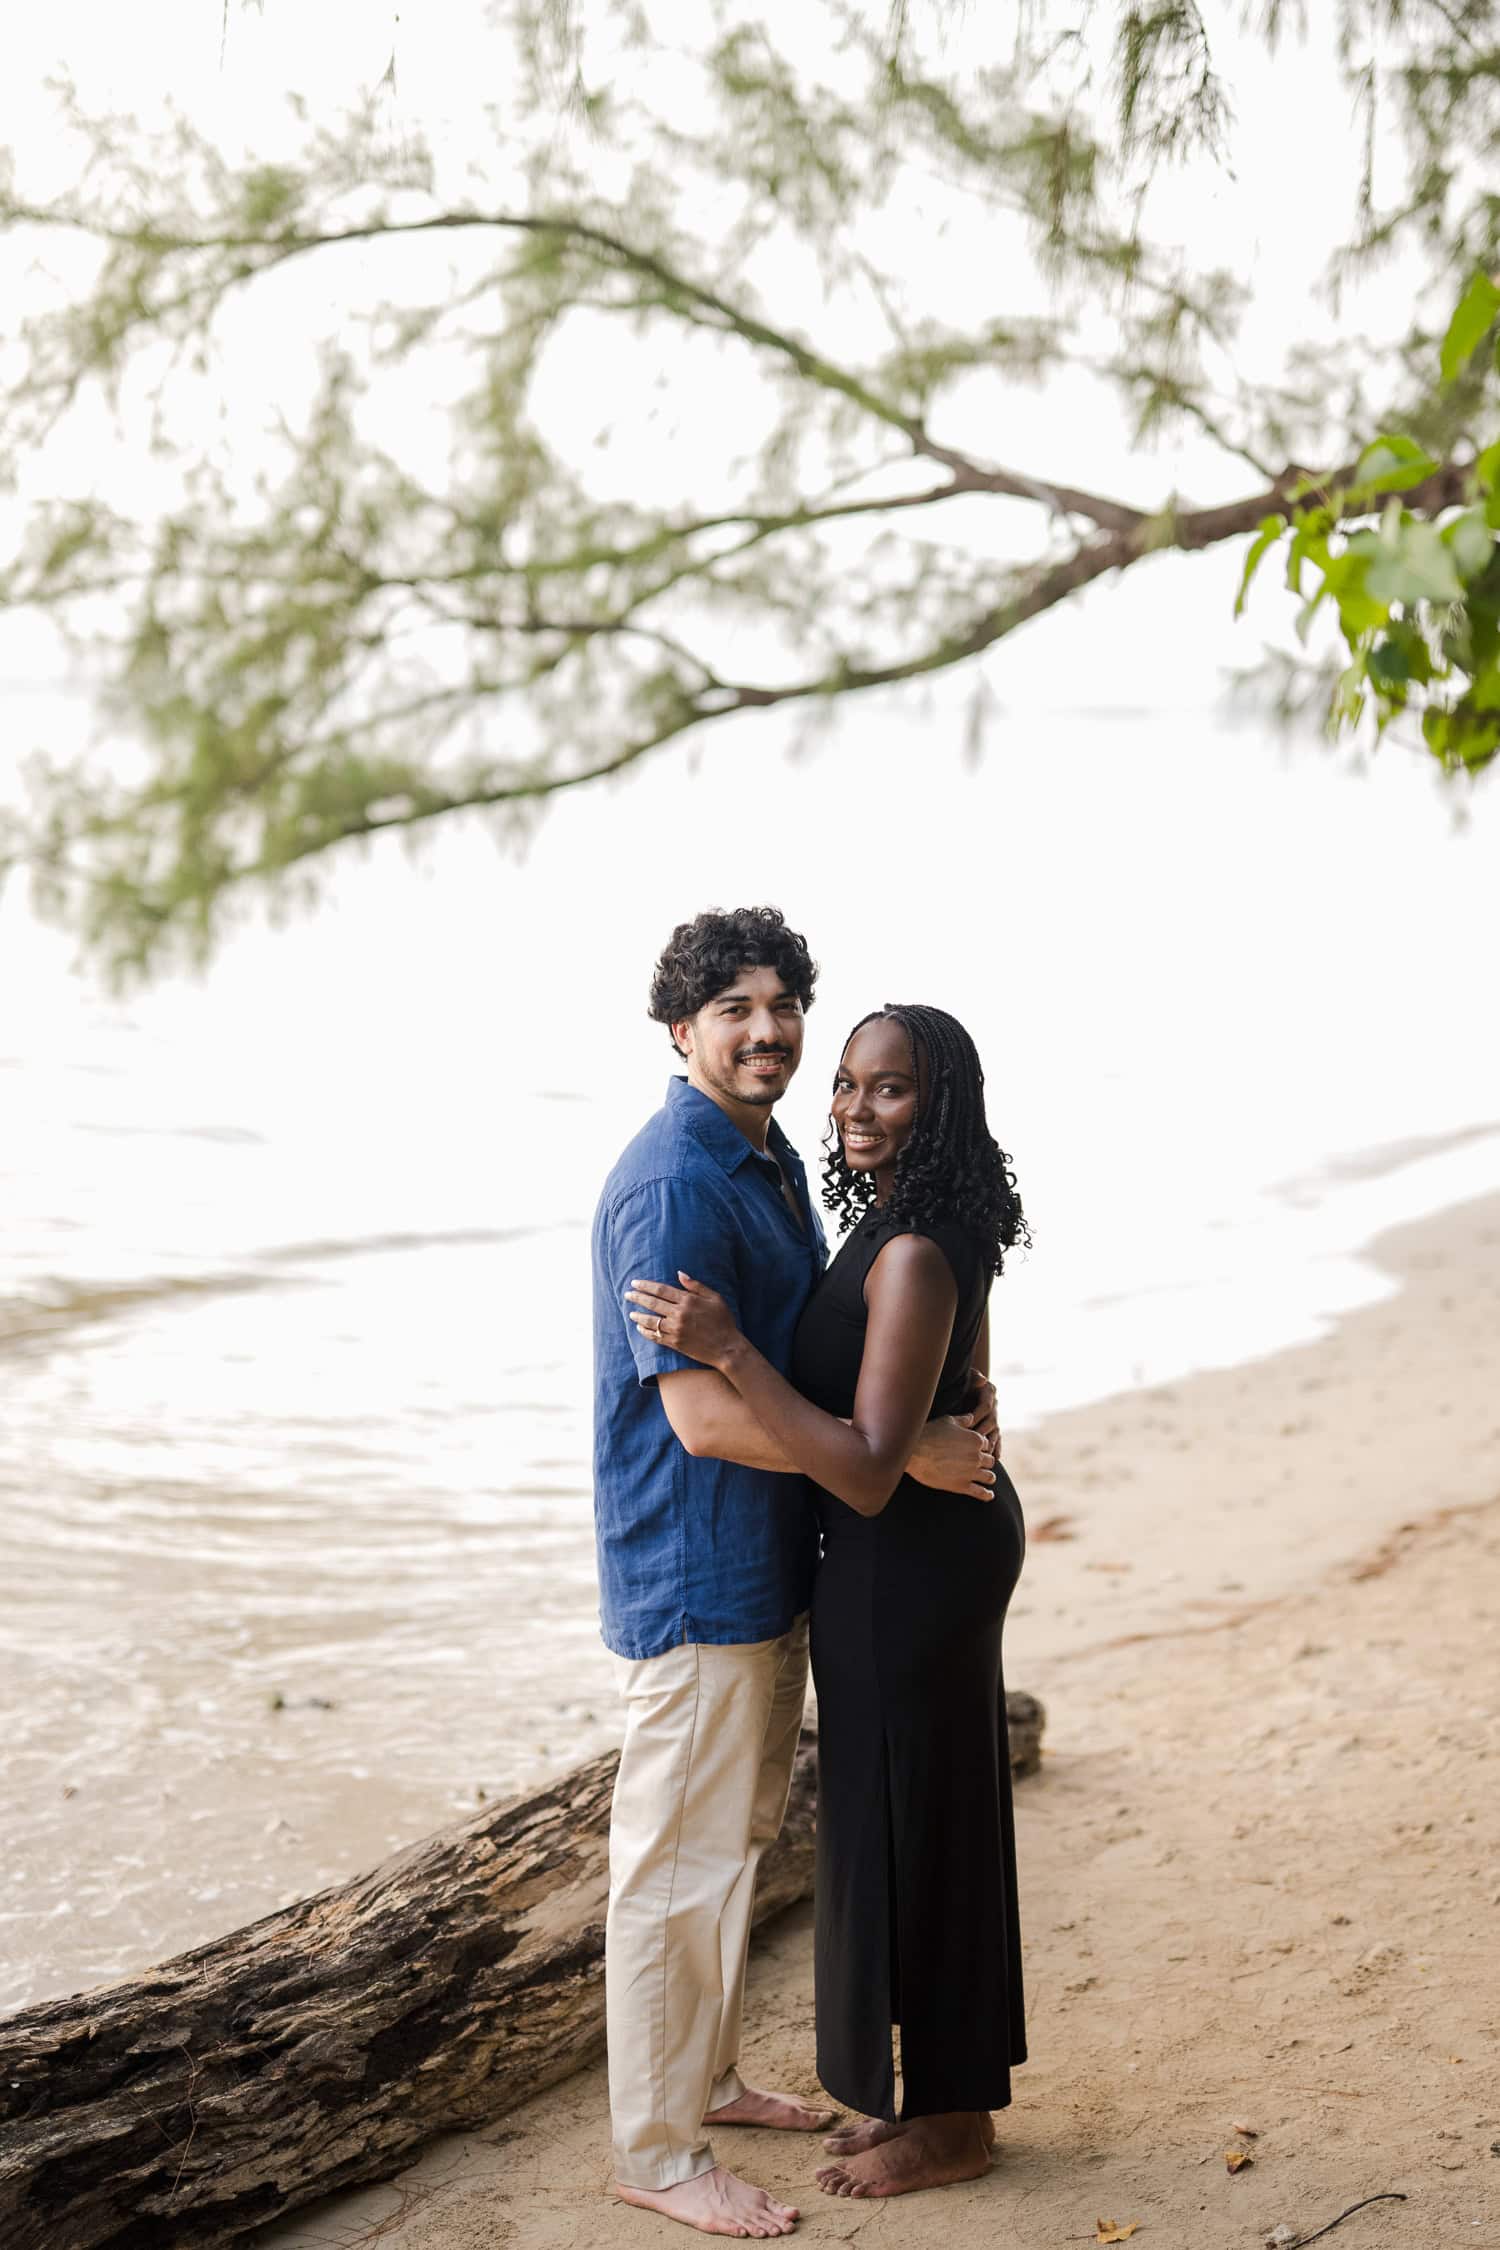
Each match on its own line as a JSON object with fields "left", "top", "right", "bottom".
{"left": 885, "top": 1731, "right": 902, "bottom": 2037}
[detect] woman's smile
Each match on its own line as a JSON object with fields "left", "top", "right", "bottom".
{"left": 830, "top": 1016, "right": 922, "bottom": 1183}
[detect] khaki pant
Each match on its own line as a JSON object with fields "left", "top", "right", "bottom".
{"left": 605, "top": 1615, "right": 810, "bottom": 2189}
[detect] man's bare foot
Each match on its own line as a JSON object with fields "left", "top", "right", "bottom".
{"left": 821, "top": 2115, "right": 908, "bottom": 2155}
{"left": 705, "top": 2085, "right": 836, "bottom": 2133}
{"left": 615, "top": 2165, "right": 800, "bottom": 2238}
{"left": 815, "top": 2111, "right": 993, "bottom": 2199}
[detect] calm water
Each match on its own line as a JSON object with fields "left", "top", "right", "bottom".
{"left": 3, "top": 692, "right": 1498, "bottom": 2013}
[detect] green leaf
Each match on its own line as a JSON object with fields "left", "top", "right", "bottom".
{"left": 1476, "top": 440, "right": 1500, "bottom": 498}
{"left": 1471, "top": 650, "right": 1500, "bottom": 713}
{"left": 1368, "top": 638, "right": 1408, "bottom": 685}
{"left": 1295, "top": 581, "right": 1331, "bottom": 644}
{"left": 1235, "top": 512, "right": 1285, "bottom": 617}
{"left": 1320, "top": 550, "right": 1389, "bottom": 639}
{"left": 1363, "top": 519, "right": 1463, "bottom": 607}
{"left": 1351, "top": 433, "right": 1438, "bottom": 497}
{"left": 1446, "top": 508, "right": 1495, "bottom": 581}
{"left": 1419, "top": 702, "right": 1500, "bottom": 774}
{"left": 1367, "top": 624, "right": 1431, "bottom": 690}
{"left": 1286, "top": 518, "right": 1329, "bottom": 597}
{"left": 1440, "top": 271, "right": 1500, "bottom": 385}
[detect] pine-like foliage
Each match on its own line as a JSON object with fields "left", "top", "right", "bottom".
{"left": 0, "top": 0, "right": 1496, "bottom": 979}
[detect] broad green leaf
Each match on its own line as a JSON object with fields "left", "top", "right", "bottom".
{"left": 1405, "top": 635, "right": 1435, "bottom": 687}
{"left": 1377, "top": 624, "right": 1432, "bottom": 687}
{"left": 1419, "top": 702, "right": 1500, "bottom": 773}
{"left": 1363, "top": 519, "right": 1464, "bottom": 607}
{"left": 1320, "top": 551, "right": 1389, "bottom": 638}
{"left": 1440, "top": 271, "right": 1500, "bottom": 385}
{"left": 1474, "top": 439, "right": 1500, "bottom": 496}
{"left": 1421, "top": 705, "right": 1452, "bottom": 759}
{"left": 1235, "top": 512, "right": 1285, "bottom": 617}
{"left": 1285, "top": 517, "right": 1329, "bottom": 597}
{"left": 1446, "top": 508, "right": 1495, "bottom": 580}
{"left": 1351, "top": 433, "right": 1438, "bottom": 496}
{"left": 1421, "top": 703, "right": 1500, "bottom": 774}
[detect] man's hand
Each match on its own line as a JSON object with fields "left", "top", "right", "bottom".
{"left": 968, "top": 1370, "right": 1002, "bottom": 1458}
{"left": 907, "top": 1415, "right": 996, "bottom": 1500}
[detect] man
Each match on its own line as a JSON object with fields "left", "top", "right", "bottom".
{"left": 592, "top": 906, "right": 997, "bottom": 2238}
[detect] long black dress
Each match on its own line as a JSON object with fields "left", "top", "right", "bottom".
{"left": 790, "top": 1208, "right": 1027, "bottom": 2123}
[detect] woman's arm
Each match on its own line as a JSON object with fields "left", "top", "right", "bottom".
{"left": 657, "top": 1370, "right": 798, "bottom": 1469}
{"left": 628, "top": 1236, "right": 960, "bottom": 1517}
{"left": 658, "top": 1368, "right": 994, "bottom": 1492}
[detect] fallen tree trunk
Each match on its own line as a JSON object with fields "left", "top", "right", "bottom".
{"left": 0, "top": 1694, "right": 1045, "bottom": 2250}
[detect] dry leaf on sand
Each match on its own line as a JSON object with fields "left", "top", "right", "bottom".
{"left": 1031, "top": 1513, "right": 1078, "bottom": 1542}
{"left": 1225, "top": 2148, "right": 1255, "bottom": 2173}
{"left": 1232, "top": 2122, "right": 1260, "bottom": 2138}
{"left": 1096, "top": 2221, "right": 1141, "bottom": 2243}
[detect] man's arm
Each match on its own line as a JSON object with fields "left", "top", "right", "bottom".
{"left": 610, "top": 1181, "right": 989, "bottom": 1492}
{"left": 658, "top": 1368, "right": 793, "bottom": 1469}
{"left": 658, "top": 1369, "right": 994, "bottom": 1494}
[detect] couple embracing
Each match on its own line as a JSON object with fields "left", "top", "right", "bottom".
{"left": 591, "top": 906, "right": 1029, "bottom": 2237}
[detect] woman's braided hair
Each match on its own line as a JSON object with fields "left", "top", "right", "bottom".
{"left": 819, "top": 1003, "right": 1029, "bottom": 1278}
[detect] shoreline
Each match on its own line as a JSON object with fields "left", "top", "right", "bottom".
{"left": 256, "top": 1187, "right": 1500, "bottom": 2248}
{"left": 11, "top": 1152, "right": 1498, "bottom": 2020}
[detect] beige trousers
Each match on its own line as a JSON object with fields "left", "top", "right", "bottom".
{"left": 605, "top": 1614, "right": 810, "bottom": 2189}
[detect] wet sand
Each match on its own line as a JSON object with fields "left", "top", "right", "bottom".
{"left": 258, "top": 1189, "right": 1500, "bottom": 2249}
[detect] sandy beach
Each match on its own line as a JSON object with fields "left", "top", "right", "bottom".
{"left": 256, "top": 1187, "right": 1500, "bottom": 2250}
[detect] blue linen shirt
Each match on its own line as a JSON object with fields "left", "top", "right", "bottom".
{"left": 591, "top": 1076, "right": 829, "bottom": 1660}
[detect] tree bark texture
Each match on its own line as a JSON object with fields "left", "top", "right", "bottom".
{"left": 0, "top": 1694, "right": 1045, "bottom": 2250}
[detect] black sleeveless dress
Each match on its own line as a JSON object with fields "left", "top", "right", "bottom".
{"left": 790, "top": 1209, "right": 1027, "bottom": 2122}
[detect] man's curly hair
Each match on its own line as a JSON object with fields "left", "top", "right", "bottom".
{"left": 821, "top": 1003, "right": 1029, "bottom": 1279}
{"left": 648, "top": 906, "right": 818, "bottom": 1051}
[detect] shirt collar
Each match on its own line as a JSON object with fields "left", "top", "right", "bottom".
{"left": 666, "top": 1075, "right": 797, "bottom": 1179}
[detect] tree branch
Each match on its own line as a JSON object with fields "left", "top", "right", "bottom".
{"left": 11, "top": 450, "right": 1476, "bottom": 984}
{"left": 5, "top": 197, "right": 1147, "bottom": 535}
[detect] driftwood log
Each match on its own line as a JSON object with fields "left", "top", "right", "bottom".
{"left": 0, "top": 1694, "right": 1045, "bottom": 2250}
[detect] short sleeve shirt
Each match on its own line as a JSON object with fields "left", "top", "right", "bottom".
{"left": 591, "top": 1077, "right": 829, "bottom": 1659}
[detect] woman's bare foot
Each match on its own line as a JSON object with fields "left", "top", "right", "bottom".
{"left": 615, "top": 2165, "right": 800, "bottom": 2237}
{"left": 706, "top": 2085, "right": 836, "bottom": 2132}
{"left": 821, "top": 2115, "right": 908, "bottom": 2156}
{"left": 815, "top": 2111, "right": 993, "bottom": 2199}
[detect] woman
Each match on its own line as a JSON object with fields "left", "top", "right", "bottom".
{"left": 626, "top": 1002, "right": 1029, "bottom": 2201}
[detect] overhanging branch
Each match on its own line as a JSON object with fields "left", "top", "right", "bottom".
{"left": 5, "top": 196, "right": 1148, "bottom": 537}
